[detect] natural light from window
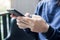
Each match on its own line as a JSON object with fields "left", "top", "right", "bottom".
{"left": 0, "top": 0, "right": 11, "bottom": 12}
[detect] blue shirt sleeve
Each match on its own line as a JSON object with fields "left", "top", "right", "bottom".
{"left": 34, "top": 1, "right": 44, "bottom": 15}
{"left": 34, "top": 0, "right": 60, "bottom": 40}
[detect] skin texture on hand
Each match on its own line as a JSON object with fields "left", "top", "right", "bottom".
{"left": 16, "top": 16, "right": 34, "bottom": 29}
{"left": 30, "top": 15, "right": 49, "bottom": 33}
{"left": 16, "top": 15, "right": 49, "bottom": 33}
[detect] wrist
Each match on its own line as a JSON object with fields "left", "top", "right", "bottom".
{"left": 43, "top": 23, "right": 49, "bottom": 33}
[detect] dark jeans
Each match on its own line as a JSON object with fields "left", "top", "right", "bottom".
{"left": 5, "top": 18, "right": 39, "bottom": 40}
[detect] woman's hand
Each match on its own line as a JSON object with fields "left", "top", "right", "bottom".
{"left": 16, "top": 13, "right": 49, "bottom": 33}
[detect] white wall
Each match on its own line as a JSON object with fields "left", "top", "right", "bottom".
{"left": 11, "top": 0, "right": 39, "bottom": 14}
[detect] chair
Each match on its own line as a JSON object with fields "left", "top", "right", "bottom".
{"left": 0, "top": 13, "right": 39, "bottom": 40}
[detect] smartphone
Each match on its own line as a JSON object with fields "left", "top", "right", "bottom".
{"left": 7, "top": 9, "right": 24, "bottom": 17}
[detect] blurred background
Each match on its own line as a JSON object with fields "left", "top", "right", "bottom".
{"left": 0, "top": 0, "right": 39, "bottom": 14}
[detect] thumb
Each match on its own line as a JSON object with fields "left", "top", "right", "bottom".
{"left": 25, "top": 13, "right": 30, "bottom": 17}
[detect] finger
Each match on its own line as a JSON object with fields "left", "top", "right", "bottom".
{"left": 16, "top": 17, "right": 30, "bottom": 25}
{"left": 17, "top": 16, "right": 34, "bottom": 27}
{"left": 25, "top": 13, "right": 30, "bottom": 17}
{"left": 23, "top": 17, "right": 34, "bottom": 24}
{"left": 32, "top": 15, "right": 41, "bottom": 18}
{"left": 17, "top": 17, "right": 34, "bottom": 28}
{"left": 17, "top": 16, "right": 23, "bottom": 20}
{"left": 16, "top": 17, "right": 28, "bottom": 25}
{"left": 17, "top": 22, "right": 29, "bottom": 29}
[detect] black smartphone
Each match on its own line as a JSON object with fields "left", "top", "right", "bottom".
{"left": 7, "top": 9, "right": 24, "bottom": 17}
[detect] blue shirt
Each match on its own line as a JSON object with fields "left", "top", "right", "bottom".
{"left": 35, "top": 0, "right": 60, "bottom": 40}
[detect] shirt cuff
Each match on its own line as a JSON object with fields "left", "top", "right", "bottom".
{"left": 42, "top": 26, "right": 55, "bottom": 39}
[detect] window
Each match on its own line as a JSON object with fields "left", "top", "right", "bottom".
{"left": 0, "top": 0, "right": 11, "bottom": 12}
